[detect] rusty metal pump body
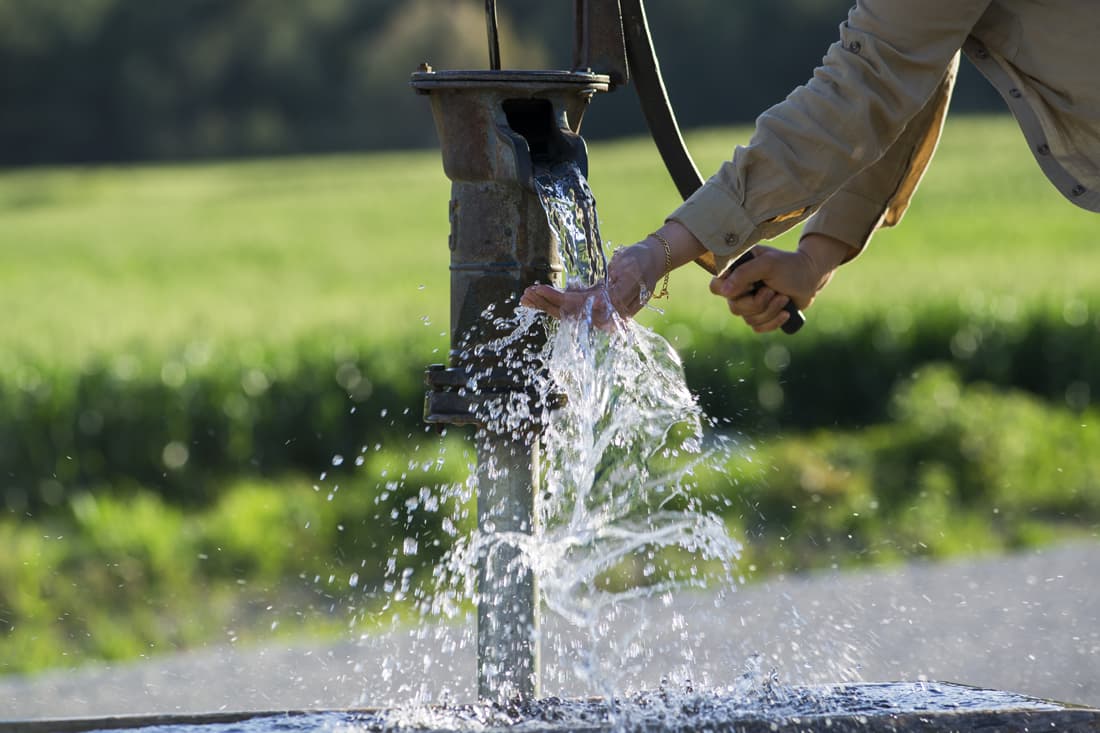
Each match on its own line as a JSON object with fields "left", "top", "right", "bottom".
{"left": 413, "top": 70, "right": 609, "bottom": 428}
{"left": 411, "top": 68, "right": 609, "bottom": 702}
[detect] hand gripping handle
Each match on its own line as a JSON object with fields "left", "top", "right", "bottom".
{"left": 725, "top": 250, "right": 806, "bottom": 335}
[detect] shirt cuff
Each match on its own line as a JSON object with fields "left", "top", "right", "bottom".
{"left": 667, "top": 180, "right": 757, "bottom": 259}
{"left": 799, "top": 188, "right": 885, "bottom": 256}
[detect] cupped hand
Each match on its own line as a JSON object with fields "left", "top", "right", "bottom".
{"left": 519, "top": 282, "right": 615, "bottom": 324}
{"left": 520, "top": 238, "right": 665, "bottom": 324}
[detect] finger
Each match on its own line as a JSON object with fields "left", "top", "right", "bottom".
{"left": 712, "top": 253, "right": 773, "bottom": 298}
{"left": 753, "top": 286, "right": 775, "bottom": 309}
{"left": 708, "top": 275, "right": 728, "bottom": 297}
{"left": 591, "top": 293, "right": 618, "bottom": 329}
{"left": 726, "top": 287, "right": 773, "bottom": 317}
{"left": 557, "top": 291, "right": 590, "bottom": 319}
{"left": 726, "top": 293, "right": 759, "bottom": 317}
{"left": 608, "top": 280, "right": 642, "bottom": 318}
{"left": 519, "top": 285, "right": 560, "bottom": 309}
{"left": 522, "top": 284, "right": 561, "bottom": 302}
{"left": 742, "top": 293, "right": 789, "bottom": 328}
{"left": 559, "top": 288, "right": 609, "bottom": 320}
{"left": 520, "top": 286, "right": 564, "bottom": 318}
{"left": 607, "top": 280, "right": 627, "bottom": 313}
{"left": 749, "top": 308, "right": 791, "bottom": 334}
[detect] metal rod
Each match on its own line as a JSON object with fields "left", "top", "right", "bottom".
{"left": 572, "top": 0, "right": 588, "bottom": 70}
{"left": 485, "top": 0, "right": 502, "bottom": 70}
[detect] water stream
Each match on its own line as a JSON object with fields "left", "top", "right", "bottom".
{"left": 523, "top": 162, "right": 742, "bottom": 697}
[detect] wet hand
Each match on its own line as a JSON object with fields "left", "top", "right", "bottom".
{"left": 605, "top": 240, "right": 665, "bottom": 318}
{"left": 520, "top": 238, "right": 665, "bottom": 324}
{"left": 519, "top": 283, "right": 616, "bottom": 324}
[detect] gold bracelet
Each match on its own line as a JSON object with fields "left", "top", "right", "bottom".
{"left": 649, "top": 232, "right": 672, "bottom": 299}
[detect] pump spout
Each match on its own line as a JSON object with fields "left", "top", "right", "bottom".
{"left": 500, "top": 98, "right": 590, "bottom": 186}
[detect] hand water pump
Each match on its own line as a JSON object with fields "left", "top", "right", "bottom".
{"left": 411, "top": 0, "right": 798, "bottom": 704}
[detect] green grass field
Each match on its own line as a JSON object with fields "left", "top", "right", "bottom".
{"left": 0, "top": 152, "right": 455, "bottom": 371}
{"left": 1, "top": 114, "right": 1096, "bottom": 373}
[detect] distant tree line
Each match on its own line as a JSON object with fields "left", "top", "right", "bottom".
{"left": 0, "top": 0, "right": 1004, "bottom": 165}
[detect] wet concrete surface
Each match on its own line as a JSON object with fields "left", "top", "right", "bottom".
{"left": 3, "top": 541, "right": 1098, "bottom": 720}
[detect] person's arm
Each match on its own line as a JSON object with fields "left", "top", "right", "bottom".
{"left": 714, "top": 56, "right": 960, "bottom": 332}
{"left": 523, "top": 0, "right": 989, "bottom": 324}
{"left": 519, "top": 221, "right": 705, "bottom": 322}
{"left": 672, "top": 0, "right": 990, "bottom": 273}
{"left": 798, "top": 53, "right": 959, "bottom": 259}
{"left": 604, "top": 222, "right": 708, "bottom": 317}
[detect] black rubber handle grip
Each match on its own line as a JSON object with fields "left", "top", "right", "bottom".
{"left": 725, "top": 250, "right": 805, "bottom": 335}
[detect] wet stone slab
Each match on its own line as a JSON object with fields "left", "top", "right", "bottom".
{"left": 6, "top": 682, "right": 1100, "bottom": 733}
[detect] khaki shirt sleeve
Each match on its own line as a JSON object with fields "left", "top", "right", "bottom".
{"left": 670, "top": 0, "right": 992, "bottom": 275}
{"left": 801, "top": 53, "right": 959, "bottom": 257}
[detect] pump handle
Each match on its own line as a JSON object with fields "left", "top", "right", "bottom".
{"left": 618, "top": 0, "right": 701, "bottom": 200}
{"left": 618, "top": 0, "right": 804, "bottom": 334}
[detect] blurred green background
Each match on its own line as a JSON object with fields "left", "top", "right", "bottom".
{"left": 2, "top": 0, "right": 1098, "bottom": 676}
